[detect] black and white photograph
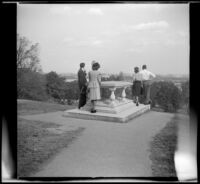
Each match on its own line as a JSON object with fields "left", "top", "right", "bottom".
{"left": 2, "top": 1, "right": 198, "bottom": 182}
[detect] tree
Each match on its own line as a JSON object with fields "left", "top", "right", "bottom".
{"left": 45, "top": 71, "right": 66, "bottom": 100}
{"left": 17, "top": 35, "right": 48, "bottom": 100}
{"left": 107, "top": 74, "right": 120, "bottom": 81}
{"left": 17, "top": 34, "right": 41, "bottom": 72}
{"left": 118, "top": 71, "right": 125, "bottom": 81}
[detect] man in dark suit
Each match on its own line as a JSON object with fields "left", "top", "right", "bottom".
{"left": 78, "top": 62, "right": 87, "bottom": 109}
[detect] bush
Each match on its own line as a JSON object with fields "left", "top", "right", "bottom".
{"left": 17, "top": 69, "right": 48, "bottom": 101}
{"left": 45, "top": 72, "right": 79, "bottom": 102}
{"left": 65, "top": 81, "right": 79, "bottom": 100}
{"left": 45, "top": 71, "right": 66, "bottom": 100}
{"left": 181, "top": 81, "right": 189, "bottom": 105}
{"left": 151, "top": 81, "right": 182, "bottom": 112}
{"left": 67, "top": 99, "right": 73, "bottom": 105}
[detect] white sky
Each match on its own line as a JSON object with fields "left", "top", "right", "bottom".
{"left": 17, "top": 3, "right": 189, "bottom": 75}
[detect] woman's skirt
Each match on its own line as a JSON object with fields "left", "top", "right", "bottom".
{"left": 88, "top": 87, "right": 101, "bottom": 101}
{"left": 132, "top": 81, "right": 142, "bottom": 96}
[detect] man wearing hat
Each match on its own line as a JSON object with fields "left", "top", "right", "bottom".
{"left": 77, "top": 62, "right": 87, "bottom": 109}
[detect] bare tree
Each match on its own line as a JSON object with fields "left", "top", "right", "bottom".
{"left": 17, "top": 34, "right": 42, "bottom": 72}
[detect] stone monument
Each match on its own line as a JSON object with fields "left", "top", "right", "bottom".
{"left": 63, "top": 81, "right": 150, "bottom": 123}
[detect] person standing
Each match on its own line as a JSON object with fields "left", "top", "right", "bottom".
{"left": 88, "top": 62, "right": 101, "bottom": 113}
{"left": 140, "top": 64, "right": 156, "bottom": 105}
{"left": 132, "top": 67, "right": 142, "bottom": 106}
{"left": 77, "top": 62, "right": 87, "bottom": 109}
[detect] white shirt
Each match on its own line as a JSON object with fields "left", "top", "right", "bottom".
{"left": 139, "top": 69, "right": 156, "bottom": 81}
{"left": 133, "top": 72, "right": 142, "bottom": 81}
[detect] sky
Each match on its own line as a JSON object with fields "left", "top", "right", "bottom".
{"left": 17, "top": 3, "right": 189, "bottom": 75}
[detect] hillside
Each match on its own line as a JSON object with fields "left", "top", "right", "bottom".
{"left": 17, "top": 99, "right": 76, "bottom": 116}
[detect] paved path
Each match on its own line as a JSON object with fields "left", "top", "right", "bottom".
{"left": 20, "top": 110, "right": 174, "bottom": 177}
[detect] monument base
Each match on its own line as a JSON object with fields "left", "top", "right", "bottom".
{"left": 64, "top": 81, "right": 151, "bottom": 123}
{"left": 82, "top": 97, "right": 136, "bottom": 114}
{"left": 63, "top": 103, "right": 150, "bottom": 123}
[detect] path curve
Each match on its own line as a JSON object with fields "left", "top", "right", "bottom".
{"left": 20, "top": 110, "right": 174, "bottom": 177}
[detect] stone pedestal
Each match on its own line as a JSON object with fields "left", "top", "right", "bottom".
{"left": 82, "top": 81, "right": 133, "bottom": 114}
{"left": 64, "top": 81, "right": 150, "bottom": 123}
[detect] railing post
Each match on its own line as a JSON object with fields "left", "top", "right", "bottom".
{"left": 109, "top": 87, "right": 116, "bottom": 100}
{"left": 121, "top": 87, "right": 127, "bottom": 101}
{"left": 109, "top": 87, "right": 116, "bottom": 106}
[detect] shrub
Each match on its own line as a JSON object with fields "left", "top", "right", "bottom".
{"left": 152, "top": 81, "right": 182, "bottom": 112}
{"left": 45, "top": 71, "right": 66, "bottom": 100}
{"left": 17, "top": 69, "right": 48, "bottom": 101}
{"left": 181, "top": 81, "right": 189, "bottom": 105}
{"left": 64, "top": 81, "right": 79, "bottom": 100}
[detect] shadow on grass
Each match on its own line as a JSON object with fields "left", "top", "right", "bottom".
{"left": 17, "top": 118, "right": 85, "bottom": 177}
{"left": 149, "top": 115, "right": 179, "bottom": 177}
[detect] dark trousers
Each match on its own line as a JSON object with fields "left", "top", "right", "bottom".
{"left": 143, "top": 80, "right": 151, "bottom": 103}
{"left": 78, "top": 85, "right": 87, "bottom": 109}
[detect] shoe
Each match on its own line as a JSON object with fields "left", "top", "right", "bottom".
{"left": 91, "top": 109, "right": 97, "bottom": 113}
{"left": 144, "top": 101, "right": 151, "bottom": 105}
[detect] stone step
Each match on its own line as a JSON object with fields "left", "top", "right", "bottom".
{"left": 63, "top": 104, "right": 150, "bottom": 123}
{"left": 82, "top": 101, "right": 138, "bottom": 114}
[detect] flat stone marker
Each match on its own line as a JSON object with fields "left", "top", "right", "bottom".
{"left": 64, "top": 81, "right": 150, "bottom": 123}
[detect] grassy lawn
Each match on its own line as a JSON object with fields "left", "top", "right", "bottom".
{"left": 17, "top": 99, "right": 84, "bottom": 177}
{"left": 17, "top": 99, "right": 76, "bottom": 116}
{"left": 149, "top": 114, "right": 180, "bottom": 178}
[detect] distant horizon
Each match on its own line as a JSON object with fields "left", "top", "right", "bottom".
{"left": 58, "top": 71, "right": 189, "bottom": 77}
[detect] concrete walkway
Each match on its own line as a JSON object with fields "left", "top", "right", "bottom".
{"left": 20, "top": 110, "right": 174, "bottom": 177}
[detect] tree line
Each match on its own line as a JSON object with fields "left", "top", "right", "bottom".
{"left": 17, "top": 34, "right": 79, "bottom": 104}
{"left": 17, "top": 35, "right": 189, "bottom": 113}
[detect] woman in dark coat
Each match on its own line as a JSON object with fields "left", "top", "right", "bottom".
{"left": 132, "top": 67, "right": 142, "bottom": 106}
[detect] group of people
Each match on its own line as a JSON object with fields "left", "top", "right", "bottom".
{"left": 77, "top": 61, "right": 156, "bottom": 113}
{"left": 132, "top": 64, "right": 156, "bottom": 106}
{"left": 78, "top": 60, "right": 101, "bottom": 113}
